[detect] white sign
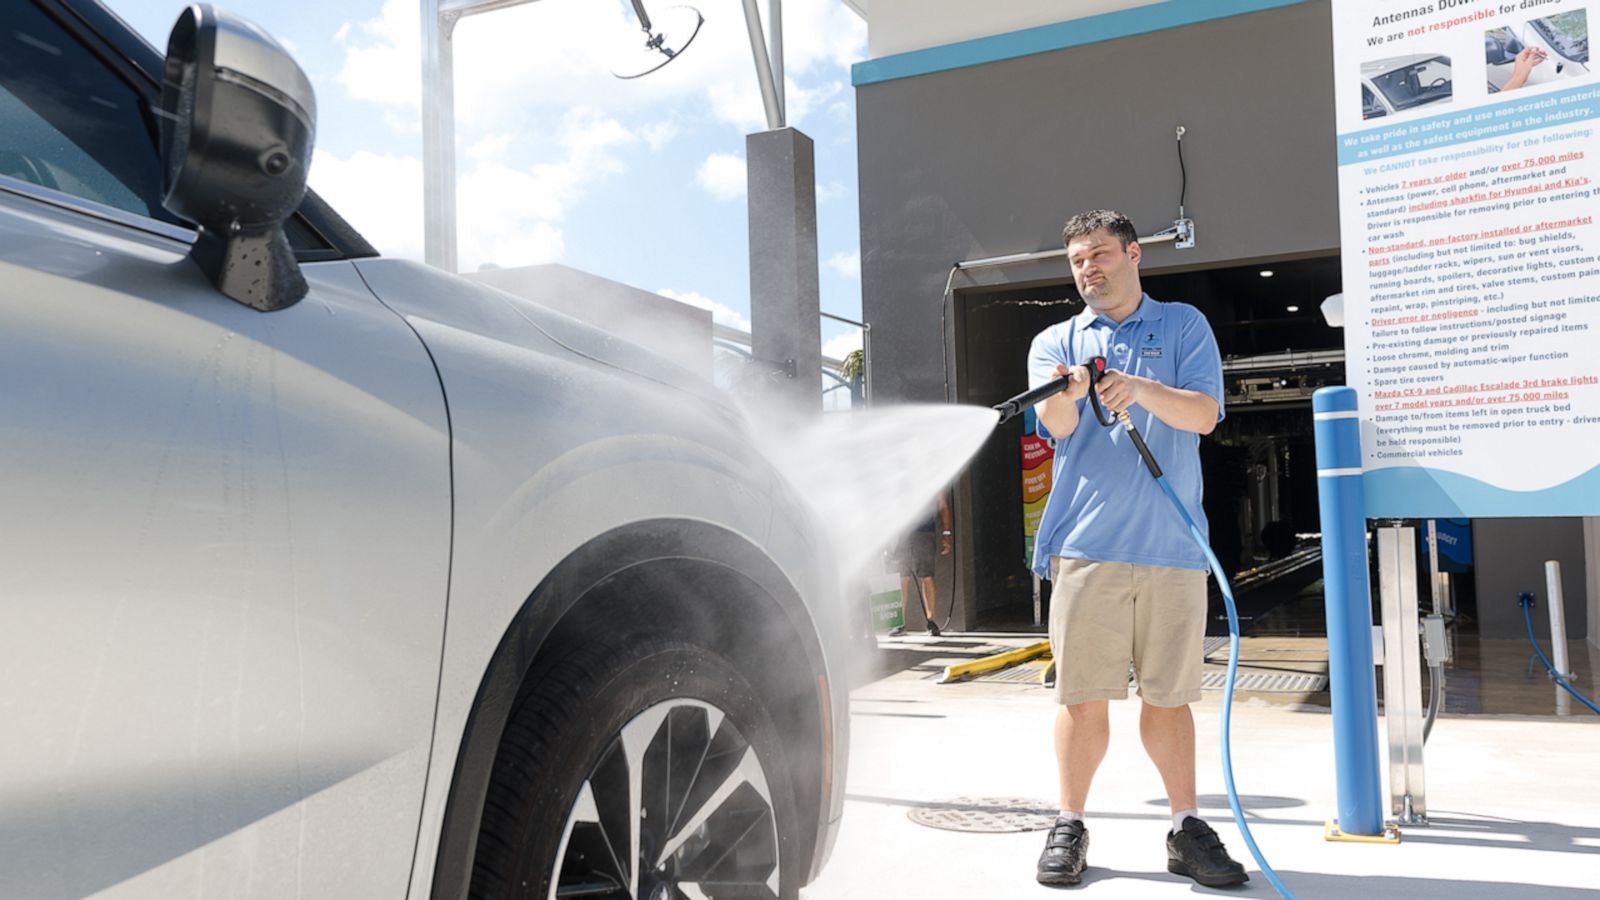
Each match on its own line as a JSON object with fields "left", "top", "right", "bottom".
{"left": 1332, "top": 0, "right": 1600, "bottom": 517}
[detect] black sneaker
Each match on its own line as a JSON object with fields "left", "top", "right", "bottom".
{"left": 1166, "top": 817, "right": 1248, "bottom": 887}
{"left": 1036, "top": 818, "right": 1088, "bottom": 886}
{"left": 926, "top": 621, "right": 942, "bottom": 637}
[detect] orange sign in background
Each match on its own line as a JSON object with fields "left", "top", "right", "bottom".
{"left": 1021, "top": 410, "right": 1053, "bottom": 567}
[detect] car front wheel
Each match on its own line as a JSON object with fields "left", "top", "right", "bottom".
{"left": 470, "top": 639, "right": 799, "bottom": 900}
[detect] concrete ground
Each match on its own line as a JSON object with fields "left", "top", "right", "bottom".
{"left": 802, "top": 633, "right": 1600, "bottom": 900}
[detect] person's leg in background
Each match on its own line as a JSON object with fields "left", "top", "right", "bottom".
{"left": 888, "top": 573, "right": 913, "bottom": 636}
{"left": 917, "top": 573, "right": 939, "bottom": 635}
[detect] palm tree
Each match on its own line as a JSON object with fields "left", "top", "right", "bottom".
{"left": 839, "top": 348, "right": 865, "bottom": 406}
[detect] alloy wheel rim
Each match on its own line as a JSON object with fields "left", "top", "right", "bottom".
{"left": 549, "top": 698, "right": 781, "bottom": 900}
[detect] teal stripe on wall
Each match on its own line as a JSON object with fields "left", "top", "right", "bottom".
{"left": 851, "top": 0, "right": 1313, "bottom": 86}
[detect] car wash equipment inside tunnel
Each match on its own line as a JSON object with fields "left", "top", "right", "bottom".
{"left": 993, "top": 358, "right": 1297, "bottom": 899}
{"left": 1519, "top": 592, "right": 1600, "bottom": 715}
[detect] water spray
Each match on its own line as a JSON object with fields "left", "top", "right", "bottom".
{"left": 993, "top": 359, "right": 1296, "bottom": 899}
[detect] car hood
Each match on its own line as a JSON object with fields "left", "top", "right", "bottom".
{"left": 352, "top": 258, "right": 736, "bottom": 414}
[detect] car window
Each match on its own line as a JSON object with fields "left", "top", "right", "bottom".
{"left": 1361, "top": 85, "right": 1386, "bottom": 119}
{"left": 0, "top": 2, "right": 178, "bottom": 222}
{"left": 1531, "top": 13, "right": 1589, "bottom": 64}
{"left": 1371, "top": 57, "right": 1451, "bottom": 111}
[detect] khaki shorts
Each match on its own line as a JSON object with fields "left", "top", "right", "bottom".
{"left": 1048, "top": 556, "right": 1207, "bottom": 708}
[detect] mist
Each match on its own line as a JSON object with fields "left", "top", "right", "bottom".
{"left": 750, "top": 404, "right": 1000, "bottom": 578}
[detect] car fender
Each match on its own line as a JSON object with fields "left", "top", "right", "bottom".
{"left": 350, "top": 259, "right": 849, "bottom": 898}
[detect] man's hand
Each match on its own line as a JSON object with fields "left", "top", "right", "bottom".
{"left": 1055, "top": 363, "right": 1091, "bottom": 400}
{"left": 1506, "top": 46, "right": 1547, "bottom": 90}
{"left": 1036, "top": 363, "right": 1092, "bottom": 439}
{"left": 1094, "top": 369, "right": 1147, "bottom": 413}
{"left": 940, "top": 534, "right": 953, "bottom": 555}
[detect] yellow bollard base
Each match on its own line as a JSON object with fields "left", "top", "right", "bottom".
{"left": 1324, "top": 820, "right": 1402, "bottom": 844}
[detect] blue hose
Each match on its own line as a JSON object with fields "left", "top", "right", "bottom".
{"left": 1154, "top": 474, "right": 1296, "bottom": 900}
{"left": 1520, "top": 598, "right": 1600, "bottom": 715}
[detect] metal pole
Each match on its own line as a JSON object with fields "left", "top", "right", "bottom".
{"left": 1312, "top": 386, "right": 1384, "bottom": 837}
{"left": 861, "top": 322, "right": 872, "bottom": 406}
{"left": 1546, "top": 560, "right": 1573, "bottom": 678}
{"left": 769, "top": 0, "right": 785, "bottom": 124}
{"left": 1378, "top": 524, "right": 1426, "bottom": 823}
{"left": 1426, "top": 520, "right": 1442, "bottom": 614}
{"left": 421, "top": 2, "right": 459, "bottom": 272}
{"left": 740, "top": 0, "right": 784, "bottom": 130}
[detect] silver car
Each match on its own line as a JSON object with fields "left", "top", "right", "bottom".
{"left": 0, "top": 2, "right": 848, "bottom": 898}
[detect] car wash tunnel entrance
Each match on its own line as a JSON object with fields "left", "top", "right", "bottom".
{"left": 950, "top": 253, "right": 1476, "bottom": 636}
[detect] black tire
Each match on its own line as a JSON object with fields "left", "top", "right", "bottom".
{"left": 470, "top": 638, "right": 801, "bottom": 900}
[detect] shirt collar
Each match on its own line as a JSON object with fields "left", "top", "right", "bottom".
{"left": 1076, "top": 293, "right": 1161, "bottom": 328}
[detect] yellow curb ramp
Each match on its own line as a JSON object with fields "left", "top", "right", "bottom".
{"left": 936, "top": 640, "right": 1051, "bottom": 685}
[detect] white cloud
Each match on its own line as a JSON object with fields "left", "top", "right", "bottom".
{"left": 309, "top": 107, "right": 634, "bottom": 270}
{"left": 821, "top": 329, "right": 862, "bottom": 359}
{"left": 336, "top": 0, "right": 418, "bottom": 109}
{"left": 466, "top": 133, "right": 515, "bottom": 162}
{"left": 696, "top": 152, "right": 747, "bottom": 201}
{"left": 309, "top": 148, "right": 424, "bottom": 260}
{"left": 475, "top": 223, "right": 565, "bottom": 269}
{"left": 455, "top": 108, "right": 635, "bottom": 269}
{"left": 640, "top": 120, "right": 680, "bottom": 151}
{"left": 826, "top": 250, "right": 860, "bottom": 279}
{"left": 816, "top": 181, "right": 847, "bottom": 203}
{"left": 706, "top": 76, "right": 845, "bottom": 132}
{"left": 657, "top": 287, "right": 750, "bottom": 331}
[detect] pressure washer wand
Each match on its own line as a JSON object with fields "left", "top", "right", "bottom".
{"left": 993, "top": 357, "right": 1113, "bottom": 425}
{"left": 993, "top": 358, "right": 1164, "bottom": 484}
{"left": 993, "top": 376, "right": 1072, "bottom": 424}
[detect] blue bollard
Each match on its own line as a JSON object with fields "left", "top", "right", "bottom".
{"left": 1312, "top": 387, "right": 1383, "bottom": 836}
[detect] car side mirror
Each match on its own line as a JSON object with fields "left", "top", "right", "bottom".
{"left": 160, "top": 4, "right": 315, "bottom": 312}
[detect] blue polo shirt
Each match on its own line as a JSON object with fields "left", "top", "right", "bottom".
{"left": 1028, "top": 295, "right": 1224, "bottom": 576}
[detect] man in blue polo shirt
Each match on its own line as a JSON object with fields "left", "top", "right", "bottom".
{"left": 1028, "top": 210, "right": 1247, "bottom": 889}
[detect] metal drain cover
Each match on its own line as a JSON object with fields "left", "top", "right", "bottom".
{"left": 974, "top": 661, "right": 1050, "bottom": 684}
{"left": 1201, "top": 671, "right": 1328, "bottom": 692}
{"left": 907, "top": 797, "right": 1058, "bottom": 833}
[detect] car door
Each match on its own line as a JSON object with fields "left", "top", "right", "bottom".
{"left": 0, "top": 4, "right": 452, "bottom": 897}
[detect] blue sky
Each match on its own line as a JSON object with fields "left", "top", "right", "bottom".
{"left": 110, "top": 0, "right": 868, "bottom": 358}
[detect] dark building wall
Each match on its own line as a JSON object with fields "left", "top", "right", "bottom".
{"left": 856, "top": 0, "right": 1341, "bottom": 406}
{"left": 1473, "top": 518, "right": 1589, "bottom": 642}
